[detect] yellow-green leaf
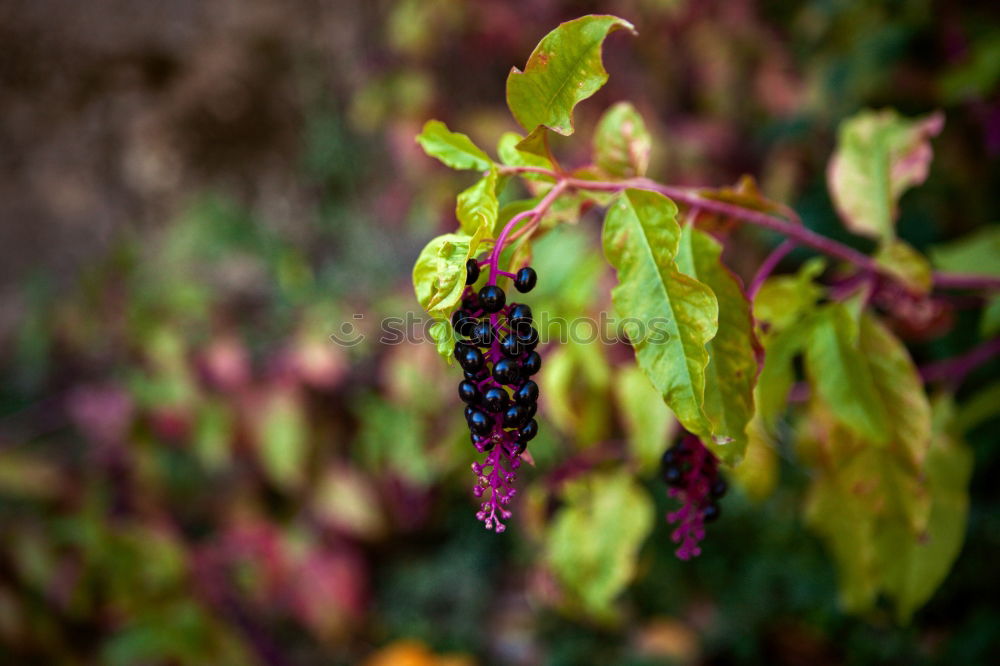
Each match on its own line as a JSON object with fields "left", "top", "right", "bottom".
{"left": 874, "top": 239, "right": 933, "bottom": 295}
{"left": 506, "top": 15, "right": 636, "bottom": 136}
{"left": 614, "top": 364, "right": 676, "bottom": 472}
{"left": 456, "top": 167, "right": 499, "bottom": 235}
{"left": 674, "top": 225, "right": 759, "bottom": 463}
{"left": 497, "top": 131, "right": 555, "bottom": 180}
{"left": 805, "top": 303, "right": 890, "bottom": 445}
{"left": 827, "top": 109, "right": 944, "bottom": 241}
{"left": 593, "top": 101, "right": 651, "bottom": 178}
{"left": 602, "top": 189, "right": 718, "bottom": 444}
{"left": 412, "top": 230, "right": 485, "bottom": 316}
{"left": 415, "top": 119, "right": 493, "bottom": 171}
{"left": 929, "top": 225, "right": 1000, "bottom": 277}
{"left": 545, "top": 470, "right": 654, "bottom": 619}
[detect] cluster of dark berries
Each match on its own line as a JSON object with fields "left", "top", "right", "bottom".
{"left": 453, "top": 259, "right": 541, "bottom": 532}
{"left": 660, "top": 435, "right": 727, "bottom": 559}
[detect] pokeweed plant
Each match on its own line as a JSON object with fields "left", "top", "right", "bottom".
{"left": 411, "top": 14, "right": 1000, "bottom": 621}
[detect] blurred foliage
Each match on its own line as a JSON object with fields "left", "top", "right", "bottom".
{"left": 0, "top": 0, "right": 998, "bottom": 664}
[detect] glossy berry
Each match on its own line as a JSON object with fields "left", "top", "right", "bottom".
{"left": 520, "top": 351, "right": 542, "bottom": 376}
{"left": 514, "top": 267, "right": 537, "bottom": 293}
{"left": 468, "top": 409, "right": 492, "bottom": 436}
{"left": 508, "top": 304, "right": 532, "bottom": 330}
{"left": 710, "top": 478, "right": 728, "bottom": 499}
{"left": 452, "top": 310, "right": 476, "bottom": 337}
{"left": 472, "top": 320, "right": 494, "bottom": 347}
{"left": 482, "top": 387, "right": 509, "bottom": 413}
{"left": 503, "top": 404, "right": 526, "bottom": 428}
{"left": 462, "top": 293, "right": 480, "bottom": 312}
{"left": 509, "top": 439, "right": 527, "bottom": 455}
{"left": 478, "top": 285, "right": 506, "bottom": 313}
{"left": 661, "top": 447, "right": 679, "bottom": 468}
{"left": 499, "top": 334, "right": 521, "bottom": 358}
{"left": 465, "top": 259, "right": 480, "bottom": 285}
{"left": 515, "top": 326, "right": 539, "bottom": 351}
{"left": 492, "top": 357, "right": 521, "bottom": 385}
{"left": 458, "top": 380, "right": 480, "bottom": 404}
{"left": 518, "top": 419, "right": 538, "bottom": 442}
{"left": 464, "top": 405, "right": 475, "bottom": 421}
{"left": 513, "top": 380, "right": 538, "bottom": 405}
{"left": 523, "top": 401, "right": 537, "bottom": 421}
{"left": 702, "top": 503, "right": 721, "bottom": 523}
{"left": 455, "top": 344, "right": 484, "bottom": 373}
{"left": 662, "top": 465, "right": 683, "bottom": 487}
{"left": 464, "top": 367, "right": 487, "bottom": 381}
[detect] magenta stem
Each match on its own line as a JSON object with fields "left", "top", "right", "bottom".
{"left": 487, "top": 180, "right": 568, "bottom": 287}
{"left": 748, "top": 239, "right": 797, "bottom": 299}
{"left": 920, "top": 337, "right": 1000, "bottom": 386}
{"left": 496, "top": 165, "right": 1000, "bottom": 293}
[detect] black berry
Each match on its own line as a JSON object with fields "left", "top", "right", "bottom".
{"left": 523, "top": 401, "right": 537, "bottom": 421}
{"left": 516, "top": 326, "right": 539, "bottom": 351}
{"left": 458, "top": 380, "right": 480, "bottom": 404}
{"left": 663, "top": 465, "right": 683, "bottom": 487}
{"left": 710, "top": 478, "right": 728, "bottom": 499}
{"left": 509, "top": 439, "right": 527, "bottom": 455}
{"left": 464, "top": 405, "right": 475, "bottom": 421}
{"left": 472, "top": 320, "right": 494, "bottom": 347}
{"left": 499, "top": 334, "right": 521, "bottom": 358}
{"left": 464, "top": 368, "right": 487, "bottom": 381}
{"left": 702, "top": 503, "right": 721, "bottom": 523}
{"left": 465, "top": 259, "right": 480, "bottom": 285}
{"left": 468, "top": 409, "right": 492, "bottom": 436}
{"left": 482, "top": 387, "right": 509, "bottom": 413}
{"left": 456, "top": 345, "right": 484, "bottom": 373}
{"left": 492, "top": 357, "right": 521, "bottom": 385}
{"left": 462, "top": 293, "right": 480, "bottom": 312}
{"left": 503, "top": 404, "right": 526, "bottom": 428}
{"left": 508, "top": 304, "right": 532, "bottom": 330}
{"left": 520, "top": 351, "right": 542, "bottom": 376}
{"left": 478, "top": 285, "right": 506, "bottom": 313}
{"left": 514, "top": 380, "right": 539, "bottom": 405}
{"left": 518, "top": 419, "right": 538, "bottom": 442}
{"left": 514, "top": 267, "right": 537, "bottom": 293}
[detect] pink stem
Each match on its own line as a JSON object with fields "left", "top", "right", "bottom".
{"left": 748, "top": 239, "right": 797, "bottom": 299}
{"left": 920, "top": 337, "right": 1000, "bottom": 386}
{"left": 487, "top": 180, "right": 568, "bottom": 287}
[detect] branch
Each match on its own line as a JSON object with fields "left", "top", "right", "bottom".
{"left": 748, "top": 239, "right": 797, "bottom": 299}
{"left": 920, "top": 337, "right": 1000, "bottom": 387}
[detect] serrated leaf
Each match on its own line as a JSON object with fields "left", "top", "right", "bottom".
{"left": 602, "top": 189, "right": 719, "bottom": 445}
{"left": 929, "top": 225, "right": 1000, "bottom": 277}
{"left": 593, "top": 101, "right": 651, "bottom": 178}
{"left": 674, "top": 225, "right": 759, "bottom": 462}
{"left": 506, "top": 15, "right": 636, "bottom": 136}
{"left": 874, "top": 239, "right": 933, "bottom": 295}
{"left": 805, "top": 303, "right": 890, "bottom": 444}
{"left": 456, "top": 167, "right": 499, "bottom": 235}
{"left": 614, "top": 364, "right": 676, "bottom": 472}
{"left": 545, "top": 470, "right": 654, "bottom": 619}
{"left": 415, "top": 119, "right": 493, "bottom": 171}
{"left": 827, "top": 109, "right": 944, "bottom": 241}
{"left": 412, "top": 230, "right": 486, "bottom": 316}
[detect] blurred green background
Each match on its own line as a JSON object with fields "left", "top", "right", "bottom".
{"left": 1, "top": 1, "right": 998, "bottom": 664}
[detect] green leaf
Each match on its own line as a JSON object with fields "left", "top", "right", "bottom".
{"left": 756, "top": 322, "right": 811, "bottom": 429}
{"left": 497, "top": 131, "right": 555, "bottom": 180}
{"left": 254, "top": 389, "right": 308, "bottom": 490}
{"left": 805, "top": 303, "right": 890, "bottom": 445}
{"left": 593, "top": 101, "right": 651, "bottom": 178}
{"left": 428, "top": 317, "right": 457, "bottom": 362}
{"left": 456, "top": 167, "right": 499, "bottom": 235}
{"left": 827, "top": 109, "right": 944, "bottom": 241}
{"left": 731, "top": 415, "right": 779, "bottom": 502}
{"left": 415, "top": 119, "right": 493, "bottom": 171}
{"left": 929, "top": 225, "right": 1000, "bottom": 277}
{"left": 674, "top": 225, "right": 759, "bottom": 462}
{"left": 506, "top": 15, "right": 636, "bottom": 135}
{"left": 753, "top": 257, "right": 826, "bottom": 338}
{"left": 877, "top": 398, "right": 972, "bottom": 622}
{"left": 540, "top": 340, "right": 612, "bottom": 448}
{"left": 602, "top": 189, "right": 719, "bottom": 444}
{"left": 412, "top": 231, "right": 485, "bottom": 316}
{"left": 545, "top": 470, "right": 654, "bottom": 619}
{"left": 875, "top": 239, "right": 933, "bottom": 295}
{"left": 858, "top": 314, "right": 931, "bottom": 469}
{"left": 614, "top": 364, "right": 676, "bottom": 472}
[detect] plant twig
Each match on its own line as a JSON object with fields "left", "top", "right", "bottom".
{"left": 748, "top": 239, "right": 797, "bottom": 299}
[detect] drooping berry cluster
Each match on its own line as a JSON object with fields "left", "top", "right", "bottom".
{"left": 453, "top": 260, "right": 541, "bottom": 532}
{"left": 661, "top": 435, "right": 727, "bottom": 559}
